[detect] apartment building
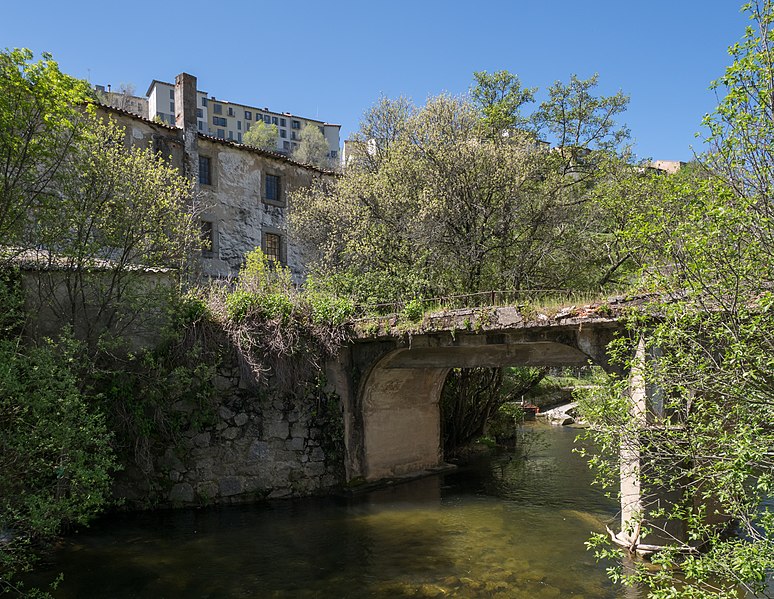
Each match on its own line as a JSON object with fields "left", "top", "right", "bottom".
{"left": 145, "top": 79, "right": 340, "bottom": 160}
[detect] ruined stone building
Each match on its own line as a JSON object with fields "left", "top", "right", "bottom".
{"left": 98, "top": 72, "right": 335, "bottom": 280}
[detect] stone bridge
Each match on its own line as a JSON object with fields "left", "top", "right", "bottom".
{"left": 326, "top": 299, "right": 684, "bottom": 552}
{"left": 327, "top": 303, "right": 624, "bottom": 484}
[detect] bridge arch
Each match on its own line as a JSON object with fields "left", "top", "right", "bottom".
{"left": 348, "top": 327, "right": 617, "bottom": 482}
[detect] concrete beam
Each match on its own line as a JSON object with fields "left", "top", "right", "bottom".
{"left": 383, "top": 342, "right": 590, "bottom": 369}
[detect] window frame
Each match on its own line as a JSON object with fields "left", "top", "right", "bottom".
{"left": 200, "top": 219, "right": 216, "bottom": 258}
{"left": 261, "top": 228, "right": 286, "bottom": 265}
{"left": 263, "top": 172, "right": 284, "bottom": 206}
{"left": 198, "top": 155, "right": 212, "bottom": 186}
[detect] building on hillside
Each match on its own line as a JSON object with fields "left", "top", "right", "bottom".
{"left": 94, "top": 84, "right": 149, "bottom": 118}
{"left": 98, "top": 72, "right": 335, "bottom": 281}
{"left": 95, "top": 75, "right": 341, "bottom": 160}
{"left": 146, "top": 79, "right": 341, "bottom": 161}
{"left": 650, "top": 160, "right": 686, "bottom": 174}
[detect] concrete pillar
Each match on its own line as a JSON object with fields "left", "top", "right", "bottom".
{"left": 617, "top": 337, "right": 686, "bottom": 552}
{"left": 174, "top": 72, "right": 199, "bottom": 182}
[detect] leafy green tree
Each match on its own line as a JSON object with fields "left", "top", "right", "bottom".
{"left": 0, "top": 285, "right": 117, "bottom": 596}
{"left": 292, "top": 124, "right": 331, "bottom": 169}
{"left": 243, "top": 120, "right": 279, "bottom": 152}
{"left": 291, "top": 74, "right": 631, "bottom": 305}
{"left": 579, "top": 3, "right": 774, "bottom": 596}
{"left": 0, "top": 49, "right": 91, "bottom": 262}
{"left": 28, "top": 114, "right": 198, "bottom": 355}
{"left": 470, "top": 69, "right": 536, "bottom": 137}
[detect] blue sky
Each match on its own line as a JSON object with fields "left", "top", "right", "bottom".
{"left": 1, "top": 1, "right": 750, "bottom": 161}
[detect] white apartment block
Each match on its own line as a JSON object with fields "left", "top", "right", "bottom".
{"left": 145, "top": 79, "right": 340, "bottom": 160}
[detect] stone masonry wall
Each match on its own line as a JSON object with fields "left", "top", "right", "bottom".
{"left": 115, "top": 356, "right": 345, "bottom": 508}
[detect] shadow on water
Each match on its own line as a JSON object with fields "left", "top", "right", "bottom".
{"left": 31, "top": 425, "right": 637, "bottom": 598}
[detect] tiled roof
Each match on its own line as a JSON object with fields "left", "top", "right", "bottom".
{"left": 95, "top": 103, "right": 338, "bottom": 175}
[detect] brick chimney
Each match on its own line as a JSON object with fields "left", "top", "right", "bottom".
{"left": 175, "top": 72, "right": 199, "bottom": 180}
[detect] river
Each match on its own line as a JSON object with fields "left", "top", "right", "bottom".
{"left": 32, "top": 425, "right": 639, "bottom": 598}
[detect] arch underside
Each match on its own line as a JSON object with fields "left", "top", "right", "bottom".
{"left": 359, "top": 341, "right": 595, "bottom": 481}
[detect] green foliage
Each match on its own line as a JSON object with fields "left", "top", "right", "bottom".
{"left": 0, "top": 333, "right": 117, "bottom": 596}
{"left": 306, "top": 290, "right": 355, "bottom": 326}
{"left": 471, "top": 69, "right": 536, "bottom": 136}
{"left": 536, "top": 73, "right": 630, "bottom": 153}
{"left": 96, "top": 334, "right": 218, "bottom": 476}
{"left": 577, "top": 4, "right": 774, "bottom": 596}
{"left": 0, "top": 48, "right": 91, "bottom": 258}
{"left": 291, "top": 72, "right": 632, "bottom": 306}
{"left": 441, "top": 367, "right": 544, "bottom": 454}
{"left": 206, "top": 248, "right": 353, "bottom": 394}
{"left": 401, "top": 298, "right": 425, "bottom": 322}
{"left": 291, "top": 124, "right": 332, "bottom": 169}
{"left": 242, "top": 120, "right": 279, "bottom": 152}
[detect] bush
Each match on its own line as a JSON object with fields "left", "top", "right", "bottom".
{"left": 401, "top": 298, "right": 424, "bottom": 322}
{"left": 0, "top": 335, "right": 117, "bottom": 595}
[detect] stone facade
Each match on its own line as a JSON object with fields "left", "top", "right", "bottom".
{"left": 115, "top": 355, "right": 345, "bottom": 507}
{"left": 98, "top": 72, "right": 334, "bottom": 282}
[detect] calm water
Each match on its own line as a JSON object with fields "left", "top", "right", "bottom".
{"left": 34, "top": 425, "right": 637, "bottom": 598}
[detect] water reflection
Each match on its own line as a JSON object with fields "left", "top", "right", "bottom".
{"left": 34, "top": 425, "right": 635, "bottom": 598}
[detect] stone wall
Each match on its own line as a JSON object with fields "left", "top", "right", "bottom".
{"left": 115, "top": 355, "right": 345, "bottom": 508}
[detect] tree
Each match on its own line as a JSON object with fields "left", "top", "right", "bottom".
{"left": 28, "top": 114, "right": 199, "bottom": 354}
{"left": 580, "top": 4, "right": 774, "bottom": 596}
{"left": 0, "top": 49, "right": 91, "bottom": 262}
{"left": 0, "top": 50, "right": 202, "bottom": 595}
{"left": 292, "top": 124, "right": 331, "bottom": 169}
{"left": 0, "top": 326, "right": 117, "bottom": 596}
{"left": 243, "top": 120, "right": 279, "bottom": 152}
{"left": 470, "top": 69, "right": 536, "bottom": 137}
{"left": 291, "top": 73, "right": 631, "bottom": 305}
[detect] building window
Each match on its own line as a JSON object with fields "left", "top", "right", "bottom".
{"left": 280, "top": 129, "right": 287, "bottom": 138}
{"left": 202, "top": 97, "right": 208, "bottom": 106}
{"left": 213, "top": 116, "right": 227, "bottom": 126}
{"left": 280, "top": 118, "right": 286, "bottom": 127}
{"left": 271, "top": 116, "right": 278, "bottom": 125}
{"left": 264, "top": 232, "right": 281, "bottom": 263}
{"left": 291, "top": 132, "right": 297, "bottom": 140}
{"left": 263, "top": 115, "right": 270, "bottom": 124}
{"left": 283, "top": 140, "right": 290, "bottom": 150}
{"left": 228, "top": 107, "right": 234, "bottom": 117}
{"left": 217, "top": 129, "right": 225, "bottom": 139}
{"left": 330, "top": 150, "right": 338, "bottom": 158}
{"left": 198, "top": 120, "right": 204, "bottom": 131}
{"left": 238, "top": 132, "right": 242, "bottom": 143}
{"left": 201, "top": 220, "right": 215, "bottom": 257}
{"left": 197, "top": 108, "right": 203, "bottom": 118}
{"left": 228, "top": 131, "right": 234, "bottom": 140}
{"left": 245, "top": 110, "right": 252, "bottom": 120}
{"left": 213, "top": 103, "right": 222, "bottom": 114}
{"left": 169, "top": 101, "right": 175, "bottom": 112}
{"left": 265, "top": 174, "right": 281, "bottom": 202}
{"left": 169, "top": 89, "right": 174, "bottom": 99}
{"left": 199, "top": 156, "right": 211, "bottom": 185}
{"left": 291, "top": 120, "right": 300, "bottom": 129}
{"left": 318, "top": 126, "right": 325, "bottom": 136}
{"left": 237, "top": 121, "right": 241, "bottom": 130}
